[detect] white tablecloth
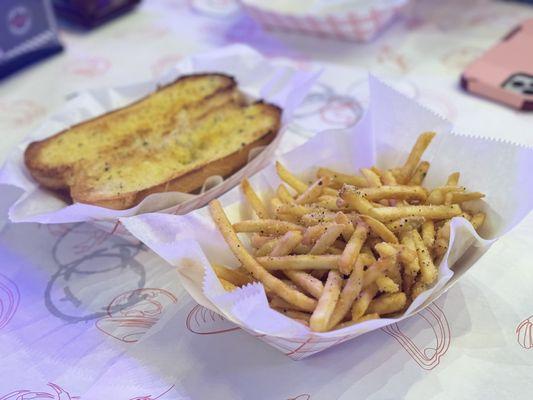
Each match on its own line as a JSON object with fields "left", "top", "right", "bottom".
{"left": 0, "top": 0, "right": 532, "bottom": 398}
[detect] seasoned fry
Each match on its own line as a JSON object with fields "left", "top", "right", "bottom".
{"left": 276, "top": 161, "right": 307, "bottom": 194}
{"left": 213, "top": 264, "right": 255, "bottom": 287}
{"left": 358, "top": 185, "right": 427, "bottom": 202}
{"left": 352, "top": 284, "right": 379, "bottom": 320}
{"left": 339, "top": 221, "right": 369, "bottom": 275}
{"left": 233, "top": 219, "right": 304, "bottom": 235}
{"left": 362, "top": 255, "right": 398, "bottom": 288}
{"left": 257, "top": 254, "right": 341, "bottom": 270}
{"left": 334, "top": 313, "right": 380, "bottom": 329}
{"left": 421, "top": 220, "right": 435, "bottom": 249}
{"left": 382, "top": 170, "right": 398, "bottom": 186}
{"left": 411, "top": 280, "right": 427, "bottom": 300}
{"left": 301, "top": 211, "right": 338, "bottom": 226}
{"left": 400, "top": 232, "right": 420, "bottom": 295}
{"left": 335, "top": 212, "right": 355, "bottom": 241}
{"left": 267, "top": 231, "right": 325, "bottom": 300}
{"left": 367, "top": 292, "right": 407, "bottom": 315}
{"left": 433, "top": 220, "right": 451, "bottom": 260}
{"left": 408, "top": 161, "right": 430, "bottom": 185}
{"left": 310, "top": 224, "right": 346, "bottom": 255}
{"left": 310, "top": 270, "right": 342, "bottom": 332}
{"left": 296, "top": 177, "right": 327, "bottom": 204}
{"left": 241, "top": 178, "right": 269, "bottom": 219}
{"left": 451, "top": 192, "right": 485, "bottom": 203}
{"left": 270, "top": 296, "right": 308, "bottom": 312}
{"left": 376, "top": 276, "right": 399, "bottom": 293}
{"left": 339, "top": 187, "right": 375, "bottom": 215}
{"left": 412, "top": 230, "right": 437, "bottom": 285}
{"left": 219, "top": 278, "right": 237, "bottom": 292}
{"left": 358, "top": 215, "right": 399, "bottom": 244}
{"left": 317, "top": 167, "right": 368, "bottom": 187}
{"left": 386, "top": 216, "right": 425, "bottom": 233}
{"left": 328, "top": 254, "right": 374, "bottom": 329}
{"left": 283, "top": 310, "right": 311, "bottom": 322}
{"left": 209, "top": 200, "right": 316, "bottom": 312}
{"left": 397, "top": 132, "right": 435, "bottom": 183}
{"left": 446, "top": 172, "right": 460, "bottom": 186}
{"left": 277, "top": 184, "right": 295, "bottom": 204}
{"left": 371, "top": 204, "right": 462, "bottom": 222}
{"left": 250, "top": 234, "right": 274, "bottom": 248}
{"left": 361, "top": 168, "right": 382, "bottom": 187}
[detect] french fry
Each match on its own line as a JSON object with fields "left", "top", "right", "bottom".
{"left": 361, "top": 168, "right": 382, "bottom": 187}
{"left": 296, "top": 177, "right": 327, "bottom": 204}
{"left": 397, "top": 132, "right": 435, "bottom": 183}
{"left": 444, "top": 191, "right": 453, "bottom": 206}
{"left": 357, "top": 185, "right": 427, "bottom": 202}
{"left": 433, "top": 220, "right": 451, "bottom": 260}
{"left": 411, "top": 280, "right": 427, "bottom": 300}
{"left": 408, "top": 161, "right": 430, "bottom": 185}
{"left": 270, "top": 197, "right": 284, "bottom": 216}
{"left": 362, "top": 255, "right": 398, "bottom": 288}
{"left": 213, "top": 264, "right": 255, "bottom": 287}
{"left": 310, "top": 224, "right": 346, "bottom": 255}
{"left": 250, "top": 234, "right": 274, "bottom": 248}
{"left": 219, "top": 278, "right": 237, "bottom": 292}
{"left": 267, "top": 231, "right": 324, "bottom": 299}
{"left": 376, "top": 276, "right": 399, "bottom": 293}
{"left": 276, "top": 161, "right": 307, "bottom": 194}
{"left": 470, "top": 212, "right": 486, "bottom": 231}
{"left": 327, "top": 253, "right": 375, "bottom": 329}
{"left": 339, "top": 221, "right": 369, "bottom": 275}
{"left": 310, "top": 270, "right": 342, "bottom": 332}
{"left": 316, "top": 195, "right": 348, "bottom": 211}
{"left": 382, "top": 170, "right": 398, "bottom": 186}
{"left": 371, "top": 204, "right": 462, "bottom": 222}
{"left": 317, "top": 167, "right": 368, "bottom": 188}
{"left": 412, "top": 230, "right": 438, "bottom": 285}
{"left": 241, "top": 178, "right": 269, "bottom": 219}
{"left": 270, "top": 296, "right": 308, "bottom": 312}
{"left": 451, "top": 192, "right": 485, "bottom": 203}
{"left": 386, "top": 216, "right": 425, "bottom": 234}
{"left": 233, "top": 219, "right": 304, "bottom": 235}
{"left": 283, "top": 310, "right": 311, "bottom": 322}
{"left": 358, "top": 215, "right": 399, "bottom": 244}
{"left": 352, "top": 284, "right": 379, "bottom": 320}
{"left": 400, "top": 231, "right": 420, "bottom": 295}
{"left": 277, "top": 184, "right": 296, "bottom": 204}
{"left": 446, "top": 172, "right": 460, "bottom": 186}
{"left": 333, "top": 313, "right": 380, "bottom": 330}
{"left": 257, "top": 254, "right": 341, "bottom": 270}
{"left": 209, "top": 200, "right": 317, "bottom": 312}
{"left": 300, "top": 211, "right": 339, "bottom": 226}
{"left": 367, "top": 292, "right": 407, "bottom": 315}
{"left": 421, "top": 220, "right": 435, "bottom": 249}
{"left": 339, "top": 187, "right": 375, "bottom": 215}
{"left": 277, "top": 203, "right": 325, "bottom": 217}
{"left": 335, "top": 212, "right": 355, "bottom": 241}
{"left": 427, "top": 186, "right": 465, "bottom": 205}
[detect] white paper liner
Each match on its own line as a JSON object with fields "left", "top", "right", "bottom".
{"left": 121, "top": 76, "right": 533, "bottom": 359}
{"left": 0, "top": 44, "right": 320, "bottom": 224}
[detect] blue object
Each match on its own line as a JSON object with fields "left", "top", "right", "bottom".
{"left": 0, "top": 0, "right": 63, "bottom": 79}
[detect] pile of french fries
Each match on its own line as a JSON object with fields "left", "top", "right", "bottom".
{"left": 209, "top": 132, "right": 486, "bottom": 332}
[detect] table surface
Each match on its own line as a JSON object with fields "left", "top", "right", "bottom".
{"left": 1, "top": 0, "right": 532, "bottom": 398}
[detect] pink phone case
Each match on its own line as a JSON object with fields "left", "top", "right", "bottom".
{"left": 461, "top": 19, "right": 533, "bottom": 111}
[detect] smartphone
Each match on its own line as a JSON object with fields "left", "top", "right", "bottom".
{"left": 461, "top": 19, "right": 533, "bottom": 111}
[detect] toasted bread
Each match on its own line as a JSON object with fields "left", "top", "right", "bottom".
{"left": 25, "top": 73, "right": 238, "bottom": 190}
{"left": 70, "top": 101, "right": 281, "bottom": 209}
{"left": 24, "top": 73, "right": 282, "bottom": 210}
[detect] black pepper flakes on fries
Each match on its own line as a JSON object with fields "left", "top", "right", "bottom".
{"left": 209, "top": 132, "right": 487, "bottom": 332}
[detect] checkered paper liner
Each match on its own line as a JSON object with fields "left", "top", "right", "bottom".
{"left": 240, "top": 0, "right": 410, "bottom": 42}
{"left": 121, "top": 77, "right": 532, "bottom": 359}
{"left": 0, "top": 44, "right": 319, "bottom": 224}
